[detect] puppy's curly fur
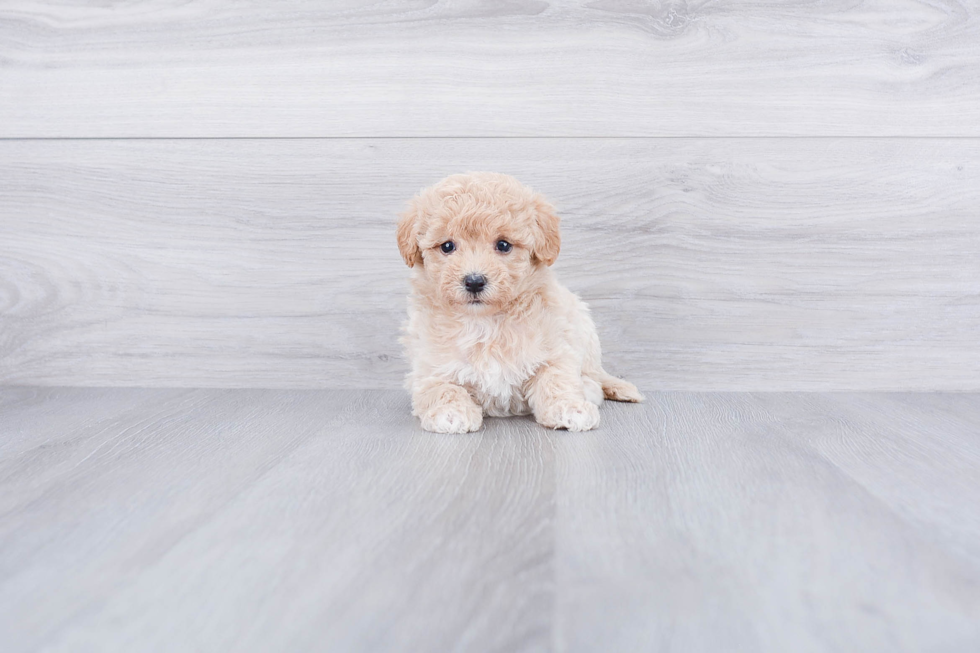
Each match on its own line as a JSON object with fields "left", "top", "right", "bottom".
{"left": 397, "top": 172, "right": 642, "bottom": 433}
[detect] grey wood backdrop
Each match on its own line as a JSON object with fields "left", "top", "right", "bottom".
{"left": 1, "top": 0, "right": 979, "bottom": 390}
{"left": 3, "top": 1, "right": 980, "bottom": 137}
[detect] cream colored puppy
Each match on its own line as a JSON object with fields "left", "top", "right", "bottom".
{"left": 397, "top": 172, "right": 642, "bottom": 433}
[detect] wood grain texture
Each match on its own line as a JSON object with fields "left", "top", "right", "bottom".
{"left": 556, "top": 392, "right": 980, "bottom": 651}
{"left": 2, "top": 138, "right": 978, "bottom": 390}
{"left": 0, "top": 388, "right": 555, "bottom": 653}
{"left": 0, "top": 388, "right": 978, "bottom": 652}
{"left": 2, "top": 0, "right": 980, "bottom": 137}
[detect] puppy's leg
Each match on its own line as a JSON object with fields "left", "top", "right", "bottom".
{"left": 527, "top": 363, "right": 600, "bottom": 432}
{"left": 582, "top": 375, "right": 604, "bottom": 406}
{"left": 412, "top": 378, "right": 483, "bottom": 434}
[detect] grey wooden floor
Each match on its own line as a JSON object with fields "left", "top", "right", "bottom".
{"left": 2, "top": 388, "right": 978, "bottom": 652}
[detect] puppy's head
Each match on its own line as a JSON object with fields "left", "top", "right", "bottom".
{"left": 397, "top": 172, "right": 560, "bottom": 311}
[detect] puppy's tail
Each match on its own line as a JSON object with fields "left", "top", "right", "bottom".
{"left": 586, "top": 369, "right": 645, "bottom": 403}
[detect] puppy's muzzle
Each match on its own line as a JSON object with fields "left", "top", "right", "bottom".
{"left": 463, "top": 273, "right": 487, "bottom": 295}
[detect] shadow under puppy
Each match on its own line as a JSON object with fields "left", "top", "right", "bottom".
{"left": 397, "top": 172, "right": 642, "bottom": 433}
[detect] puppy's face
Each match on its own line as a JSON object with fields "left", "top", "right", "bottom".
{"left": 419, "top": 217, "right": 532, "bottom": 311}
{"left": 397, "top": 173, "right": 560, "bottom": 312}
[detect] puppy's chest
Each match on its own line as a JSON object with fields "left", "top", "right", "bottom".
{"left": 445, "top": 324, "right": 543, "bottom": 415}
{"left": 458, "top": 342, "right": 532, "bottom": 388}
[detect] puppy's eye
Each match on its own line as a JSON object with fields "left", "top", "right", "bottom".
{"left": 440, "top": 241, "right": 455, "bottom": 254}
{"left": 495, "top": 240, "right": 512, "bottom": 253}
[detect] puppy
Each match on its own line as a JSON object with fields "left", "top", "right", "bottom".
{"left": 397, "top": 172, "right": 642, "bottom": 433}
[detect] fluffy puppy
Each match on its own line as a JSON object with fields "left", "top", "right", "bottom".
{"left": 397, "top": 172, "right": 642, "bottom": 433}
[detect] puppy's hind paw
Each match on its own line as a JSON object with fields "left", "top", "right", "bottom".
{"left": 420, "top": 403, "right": 483, "bottom": 434}
{"left": 536, "top": 400, "right": 600, "bottom": 432}
{"left": 602, "top": 377, "right": 644, "bottom": 403}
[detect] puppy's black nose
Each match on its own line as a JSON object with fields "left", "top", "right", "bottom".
{"left": 464, "top": 274, "right": 487, "bottom": 294}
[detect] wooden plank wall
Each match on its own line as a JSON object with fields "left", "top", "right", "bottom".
{"left": 1, "top": 1, "right": 978, "bottom": 390}
{"left": 3, "top": 1, "right": 980, "bottom": 137}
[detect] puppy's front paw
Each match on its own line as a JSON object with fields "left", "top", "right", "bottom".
{"left": 536, "top": 400, "right": 600, "bottom": 432}
{"left": 420, "top": 402, "right": 483, "bottom": 434}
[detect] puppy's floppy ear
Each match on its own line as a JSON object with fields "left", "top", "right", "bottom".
{"left": 530, "top": 195, "right": 561, "bottom": 266}
{"left": 396, "top": 198, "right": 424, "bottom": 267}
